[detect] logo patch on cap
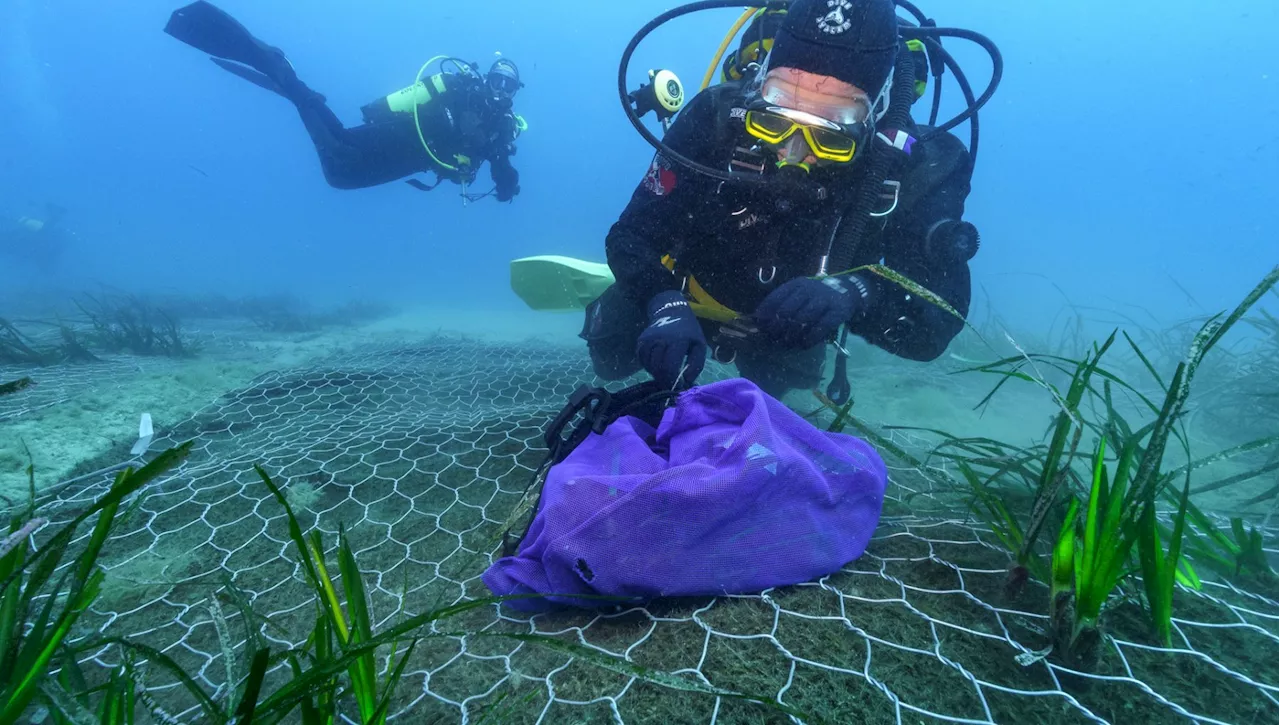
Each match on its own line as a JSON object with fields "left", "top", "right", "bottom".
{"left": 817, "top": 0, "right": 854, "bottom": 35}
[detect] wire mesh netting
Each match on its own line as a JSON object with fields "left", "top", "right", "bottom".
{"left": 15, "top": 336, "right": 1280, "bottom": 724}
{"left": 0, "top": 357, "right": 179, "bottom": 423}
{"left": 0, "top": 318, "right": 277, "bottom": 427}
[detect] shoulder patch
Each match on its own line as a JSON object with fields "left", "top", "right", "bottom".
{"left": 642, "top": 155, "right": 678, "bottom": 196}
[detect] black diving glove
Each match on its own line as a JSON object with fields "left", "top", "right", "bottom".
{"left": 754, "top": 273, "right": 870, "bottom": 350}
{"left": 636, "top": 291, "right": 707, "bottom": 389}
{"left": 492, "top": 161, "right": 519, "bottom": 202}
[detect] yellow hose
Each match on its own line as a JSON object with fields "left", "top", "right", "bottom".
{"left": 412, "top": 55, "right": 458, "bottom": 172}
{"left": 700, "top": 7, "right": 760, "bottom": 91}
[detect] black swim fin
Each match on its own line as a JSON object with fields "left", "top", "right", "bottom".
{"left": 166, "top": 1, "right": 329, "bottom": 109}
{"left": 164, "top": 1, "right": 272, "bottom": 68}
{"left": 165, "top": 0, "right": 304, "bottom": 98}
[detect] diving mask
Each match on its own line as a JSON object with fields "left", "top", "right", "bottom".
{"left": 746, "top": 105, "right": 864, "bottom": 164}
{"left": 745, "top": 70, "right": 873, "bottom": 165}
{"left": 487, "top": 58, "right": 522, "bottom": 100}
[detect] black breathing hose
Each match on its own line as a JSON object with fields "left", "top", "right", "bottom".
{"left": 928, "top": 63, "right": 944, "bottom": 127}
{"left": 918, "top": 35, "right": 980, "bottom": 161}
{"left": 827, "top": 41, "right": 919, "bottom": 274}
{"left": 900, "top": 26, "right": 1001, "bottom": 160}
{"left": 894, "top": 0, "right": 929, "bottom": 25}
{"left": 892, "top": 0, "right": 947, "bottom": 128}
{"left": 896, "top": 28, "right": 993, "bottom": 165}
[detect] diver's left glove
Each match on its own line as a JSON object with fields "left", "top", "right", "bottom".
{"left": 754, "top": 273, "right": 870, "bottom": 350}
{"left": 637, "top": 291, "right": 707, "bottom": 389}
{"left": 493, "top": 163, "right": 519, "bottom": 202}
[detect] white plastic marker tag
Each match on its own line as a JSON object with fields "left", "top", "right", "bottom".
{"left": 1015, "top": 646, "right": 1052, "bottom": 667}
{"left": 130, "top": 413, "right": 154, "bottom": 456}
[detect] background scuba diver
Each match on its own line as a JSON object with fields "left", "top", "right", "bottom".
{"left": 584, "top": 0, "right": 984, "bottom": 399}
{"left": 163, "top": 1, "right": 524, "bottom": 202}
{"left": 0, "top": 203, "right": 76, "bottom": 274}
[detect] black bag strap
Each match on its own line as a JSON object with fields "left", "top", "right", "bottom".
{"left": 544, "top": 380, "right": 679, "bottom": 461}
{"left": 501, "top": 380, "right": 681, "bottom": 556}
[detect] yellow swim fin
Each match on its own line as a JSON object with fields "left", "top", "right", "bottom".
{"left": 509, "top": 255, "right": 615, "bottom": 311}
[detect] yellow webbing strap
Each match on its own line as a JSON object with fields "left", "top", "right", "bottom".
{"left": 661, "top": 255, "right": 740, "bottom": 322}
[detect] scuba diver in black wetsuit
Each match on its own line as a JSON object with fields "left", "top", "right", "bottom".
{"left": 578, "top": 0, "right": 1000, "bottom": 402}
{"left": 163, "top": 1, "right": 526, "bottom": 203}
{"left": 0, "top": 203, "right": 77, "bottom": 274}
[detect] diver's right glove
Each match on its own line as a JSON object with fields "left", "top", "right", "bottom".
{"left": 754, "top": 273, "right": 869, "bottom": 350}
{"left": 636, "top": 291, "right": 707, "bottom": 389}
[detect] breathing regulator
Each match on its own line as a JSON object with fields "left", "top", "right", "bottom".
{"left": 628, "top": 69, "right": 685, "bottom": 132}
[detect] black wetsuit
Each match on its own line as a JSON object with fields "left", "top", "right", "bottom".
{"left": 290, "top": 72, "right": 521, "bottom": 199}
{"left": 583, "top": 82, "right": 976, "bottom": 394}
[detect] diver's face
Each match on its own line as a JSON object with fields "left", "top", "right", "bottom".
{"left": 487, "top": 72, "right": 519, "bottom": 103}
{"left": 775, "top": 135, "right": 818, "bottom": 167}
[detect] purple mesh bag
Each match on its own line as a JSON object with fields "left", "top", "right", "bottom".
{"left": 483, "top": 378, "right": 887, "bottom": 611}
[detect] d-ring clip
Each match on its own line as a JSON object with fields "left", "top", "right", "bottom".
{"left": 712, "top": 345, "right": 737, "bottom": 365}
{"left": 870, "top": 180, "right": 901, "bottom": 218}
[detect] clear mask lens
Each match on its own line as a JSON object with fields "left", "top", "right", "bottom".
{"left": 760, "top": 76, "right": 871, "bottom": 126}
{"left": 745, "top": 108, "right": 858, "bottom": 163}
{"left": 489, "top": 75, "right": 515, "bottom": 96}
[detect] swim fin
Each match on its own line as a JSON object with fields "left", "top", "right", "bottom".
{"left": 165, "top": 1, "right": 302, "bottom": 96}
{"left": 164, "top": 1, "right": 272, "bottom": 67}
{"left": 509, "top": 256, "right": 616, "bottom": 311}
